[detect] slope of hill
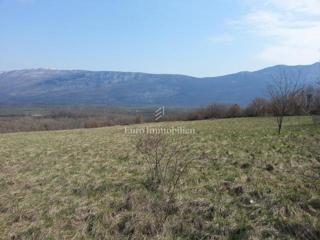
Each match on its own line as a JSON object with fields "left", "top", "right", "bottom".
{"left": 0, "top": 63, "right": 319, "bottom": 106}
{"left": 0, "top": 117, "right": 319, "bottom": 239}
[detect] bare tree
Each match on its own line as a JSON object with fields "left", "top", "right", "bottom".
{"left": 268, "top": 70, "right": 303, "bottom": 134}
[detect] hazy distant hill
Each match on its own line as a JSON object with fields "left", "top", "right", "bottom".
{"left": 0, "top": 63, "right": 319, "bottom": 106}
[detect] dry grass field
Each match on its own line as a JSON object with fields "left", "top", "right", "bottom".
{"left": 0, "top": 117, "right": 319, "bottom": 239}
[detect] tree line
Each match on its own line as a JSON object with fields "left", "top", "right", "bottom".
{"left": 166, "top": 76, "right": 320, "bottom": 134}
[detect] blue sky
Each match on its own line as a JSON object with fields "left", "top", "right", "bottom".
{"left": 1, "top": 0, "right": 319, "bottom": 76}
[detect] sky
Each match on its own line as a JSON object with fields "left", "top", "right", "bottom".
{"left": 1, "top": 0, "right": 320, "bottom": 77}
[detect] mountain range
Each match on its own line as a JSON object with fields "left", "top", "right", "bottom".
{"left": 0, "top": 63, "right": 319, "bottom": 107}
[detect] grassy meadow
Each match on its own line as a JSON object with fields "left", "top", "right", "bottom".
{"left": 0, "top": 116, "right": 319, "bottom": 239}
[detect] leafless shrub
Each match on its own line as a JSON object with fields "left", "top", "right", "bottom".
{"left": 227, "top": 104, "right": 242, "bottom": 118}
{"left": 183, "top": 103, "right": 240, "bottom": 121}
{"left": 288, "top": 89, "right": 310, "bottom": 115}
{"left": 134, "top": 115, "right": 144, "bottom": 124}
{"left": 310, "top": 82, "right": 320, "bottom": 118}
{"left": 312, "top": 87, "right": 320, "bottom": 124}
{"left": 135, "top": 134, "right": 195, "bottom": 201}
{"left": 245, "top": 98, "right": 271, "bottom": 117}
{"left": 203, "top": 104, "right": 229, "bottom": 119}
{"left": 84, "top": 121, "right": 99, "bottom": 129}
